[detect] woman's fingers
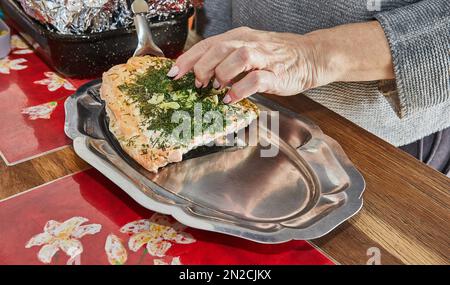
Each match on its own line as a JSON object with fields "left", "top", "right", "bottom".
{"left": 215, "top": 46, "right": 267, "bottom": 87}
{"left": 193, "top": 41, "right": 245, "bottom": 87}
{"left": 170, "top": 27, "right": 252, "bottom": 80}
{"left": 170, "top": 39, "right": 211, "bottom": 79}
{"left": 224, "top": 70, "right": 276, "bottom": 104}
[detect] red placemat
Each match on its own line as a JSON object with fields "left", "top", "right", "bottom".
{"left": 0, "top": 169, "right": 334, "bottom": 265}
{"left": 0, "top": 33, "right": 88, "bottom": 165}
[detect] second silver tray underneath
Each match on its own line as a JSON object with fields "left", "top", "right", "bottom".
{"left": 65, "top": 80, "right": 365, "bottom": 243}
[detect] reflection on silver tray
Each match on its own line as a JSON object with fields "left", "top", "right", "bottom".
{"left": 64, "top": 79, "right": 365, "bottom": 243}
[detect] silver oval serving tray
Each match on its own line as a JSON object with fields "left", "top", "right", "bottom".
{"left": 65, "top": 80, "right": 365, "bottom": 243}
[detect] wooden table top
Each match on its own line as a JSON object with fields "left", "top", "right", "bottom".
{"left": 1, "top": 32, "right": 449, "bottom": 265}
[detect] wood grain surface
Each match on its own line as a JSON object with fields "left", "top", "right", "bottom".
{"left": 1, "top": 31, "right": 449, "bottom": 265}
{"left": 267, "top": 94, "right": 450, "bottom": 265}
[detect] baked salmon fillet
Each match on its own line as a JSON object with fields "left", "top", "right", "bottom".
{"left": 101, "top": 56, "right": 259, "bottom": 173}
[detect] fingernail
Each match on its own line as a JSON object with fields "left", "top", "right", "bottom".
{"left": 195, "top": 79, "right": 202, "bottom": 88}
{"left": 213, "top": 79, "right": 220, "bottom": 89}
{"left": 167, "top": 65, "right": 179, "bottom": 77}
{"left": 223, "top": 94, "right": 232, "bottom": 104}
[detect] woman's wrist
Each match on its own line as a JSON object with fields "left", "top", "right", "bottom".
{"left": 306, "top": 21, "right": 395, "bottom": 83}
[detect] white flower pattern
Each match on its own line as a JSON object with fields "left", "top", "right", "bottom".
{"left": 0, "top": 57, "right": 27, "bottom": 74}
{"left": 13, "top": 49, "right": 34, "bottom": 55}
{"left": 105, "top": 234, "right": 128, "bottom": 265}
{"left": 120, "top": 214, "right": 195, "bottom": 259}
{"left": 34, "top": 72, "right": 75, "bottom": 91}
{"left": 21, "top": 101, "right": 58, "bottom": 120}
{"left": 25, "top": 217, "right": 102, "bottom": 264}
{"left": 153, "top": 256, "right": 182, "bottom": 265}
{"left": 11, "top": 35, "right": 32, "bottom": 53}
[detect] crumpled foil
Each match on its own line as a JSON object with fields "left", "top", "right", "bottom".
{"left": 17, "top": 0, "right": 198, "bottom": 35}
{"left": 148, "top": 0, "right": 197, "bottom": 18}
{"left": 18, "top": 0, "right": 131, "bottom": 34}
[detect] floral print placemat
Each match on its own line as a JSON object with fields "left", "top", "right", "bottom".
{"left": 0, "top": 169, "right": 334, "bottom": 265}
{"left": 0, "top": 33, "right": 88, "bottom": 165}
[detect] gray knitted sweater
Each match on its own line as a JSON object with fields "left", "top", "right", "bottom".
{"left": 198, "top": 0, "right": 450, "bottom": 146}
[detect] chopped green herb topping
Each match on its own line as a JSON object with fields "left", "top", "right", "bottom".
{"left": 118, "top": 60, "right": 241, "bottom": 148}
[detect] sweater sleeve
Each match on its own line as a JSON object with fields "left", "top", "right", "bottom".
{"left": 374, "top": 0, "right": 450, "bottom": 118}
{"left": 195, "top": 0, "right": 232, "bottom": 38}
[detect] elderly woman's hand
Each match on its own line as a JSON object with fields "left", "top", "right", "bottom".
{"left": 167, "top": 22, "right": 394, "bottom": 104}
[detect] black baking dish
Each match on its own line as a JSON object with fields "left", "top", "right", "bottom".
{"left": 0, "top": 0, "right": 193, "bottom": 78}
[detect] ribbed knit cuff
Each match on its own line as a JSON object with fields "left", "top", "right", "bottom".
{"left": 375, "top": 0, "right": 450, "bottom": 118}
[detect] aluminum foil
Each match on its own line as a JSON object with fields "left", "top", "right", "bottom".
{"left": 148, "top": 0, "right": 198, "bottom": 18}
{"left": 17, "top": 0, "right": 198, "bottom": 35}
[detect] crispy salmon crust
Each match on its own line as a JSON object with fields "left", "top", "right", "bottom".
{"left": 100, "top": 56, "right": 259, "bottom": 173}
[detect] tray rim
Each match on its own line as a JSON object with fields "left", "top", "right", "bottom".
{"left": 65, "top": 79, "right": 366, "bottom": 243}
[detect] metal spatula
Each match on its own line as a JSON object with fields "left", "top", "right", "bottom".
{"left": 132, "top": 0, "right": 165, "bottom": 57}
